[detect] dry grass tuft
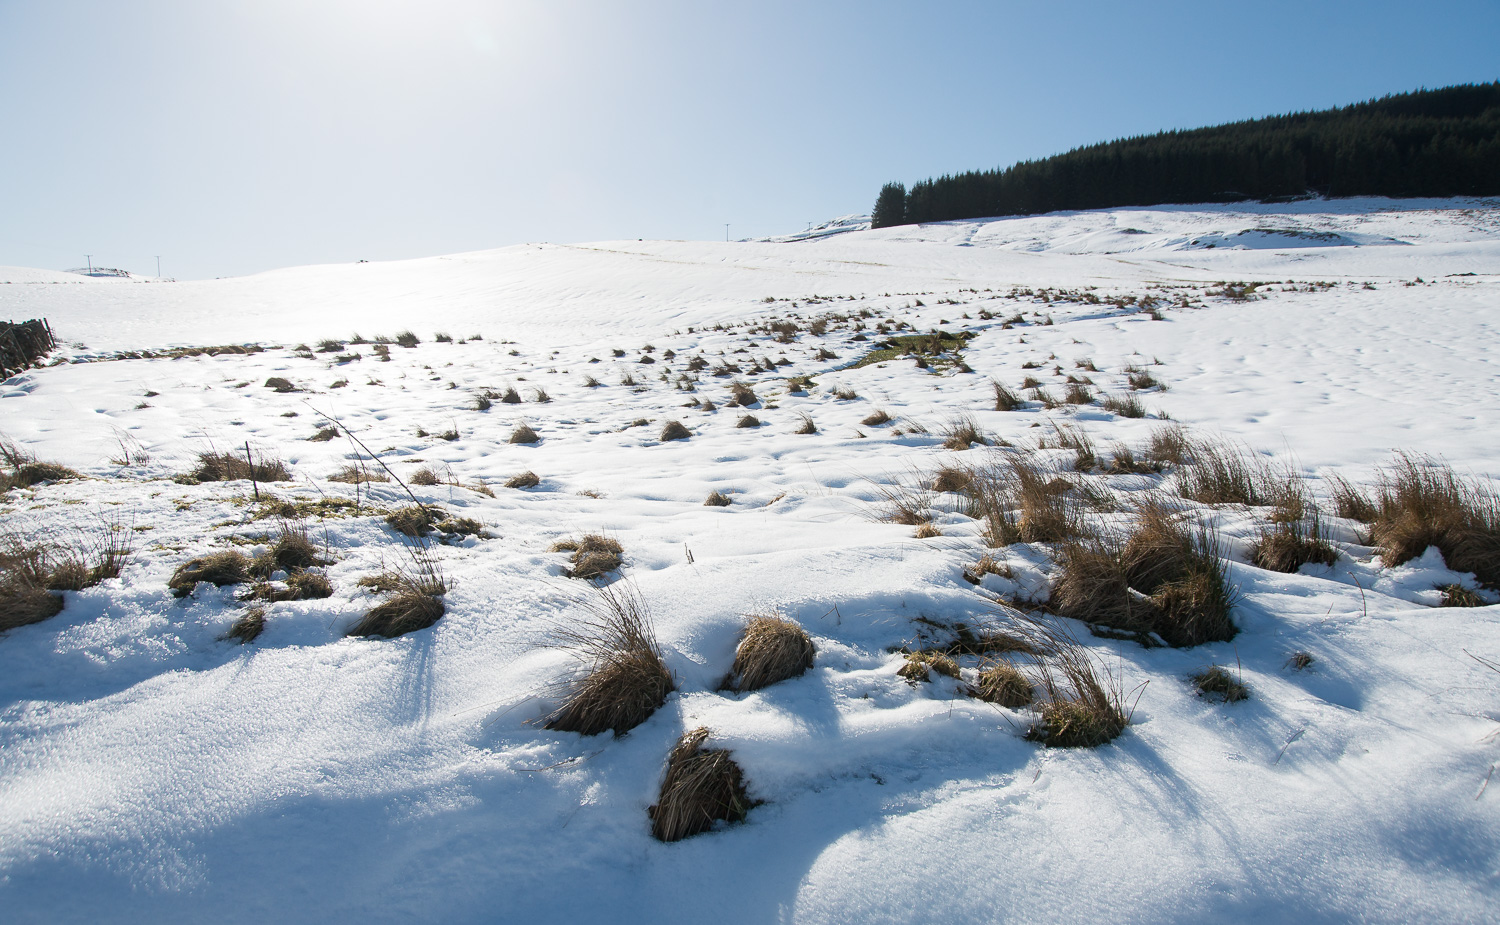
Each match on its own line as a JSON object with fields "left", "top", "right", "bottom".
{"left": 913, "top": 522, "right": 942, "bottom": 538}
{"left": 1191, "top": 665, "right": 1249, "bottom": 702}
{"left": 992, "top": 380, "right": 1024, "bottom": 412}
{"left": 1285, "top": 650, "right": 1315, "bottom": 670}
{"left": 1367, "top": 453, "right": 1500, "bottom": 585}
{"left": 1064, "top": 381, "right": 1094, "bottom": 405}
{"left": 1174, "top": 437, "right": 1280, "bottom": 505}
{"left": 328, "top": 464, "right": 389, "bottom": 484}
{"left": 1326, "top": 473, "right": 1377, "bottom": 522}
{"left": 194, "top": 449, "right": 291, "bottom": 483}
{"left": 509, "top": 423, "right": 540, "bottom": 444}
{"left": 659, "top": 420, "right": 691, "bottom": 441}
{"left": 972, "top": 660, "right": 1033, "bottom": 708}
{"left": 964, "top": 453, "right": 1082, "bottom": 546}
{"left": 648, "top": 727, "right": 750, "bottom": 842}
{"left": 861, "top": 409, "right": 893, "bottom": 427}
{"left": 704, "top": 490, "right": 732, "bottom": 507}
{"left": 722, "top": 613, "right": 815, "bottom": 692}
{"left": 543, "top": 583, "right": 674, "bottom": 737}
{"left": 794, "top": 414, "right": 817, "bottom": 435}
{"left": 385, "top": 505, "right": 434, "bottom": 538}
{"left": 1101, "top": 393, "right": 1146, "bottom": 418}
{"left": 898, "top": 650, "right": 961, "bottom": 683}
{"left": 347, "top": 557, "right": 446, "bottom": 638}
{"left": 941, "top": 415, "right": 985, "bottom": 450}
{"left": 1251, "top": 516, "right": 1338, "bottom": 573}
{"left": 728, "top": 381, "right": 758, "bottom": 407}
{"left": 409, "top": 467, "right": 441, "bottom": 486}
{"left": 225, "top": 607, "right": 266, "bottom": 643}
{"left": 931, "top": 464, "right": 973, "bottom": 494}
{"left": 1053, "top": 498, "right": 1235, "bottom": 647}
{"left": 252, "top": 523, "right": 325, "bottom": 575}
{"left": 736, "top": 414, "right": 761, "bottom": 428}
{"left": 169, "top": 550, "right": 252, "bottom": 597}
{"left": 552, "top": 534, "right": 624, "bottom": 580}
{"left": 308, "top": 426, "right": 339, "bottom": 442}
{"left": 505, "top": 470, "right": 541, "bottom": 489}
{"left": 1438, "top": 584, "right": 1486, "bottom": 607}
{"left": 1017, "top": 618, "right": 1132, "bottom": 748}
{"left": 0, "top": 534, "right": 67, "bottom": 630}
{"left": 1144, "top": 424, "right": 1191, "bottom": 468}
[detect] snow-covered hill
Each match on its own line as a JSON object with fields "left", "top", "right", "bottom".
{"left": 1, "top": 198, "right": 1498, "bottom": 923}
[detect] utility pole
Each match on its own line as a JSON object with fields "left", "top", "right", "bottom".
{"left": 155, "top": 256, "right": 161, "bottom": 278}
{"left": 85, "top": 255, "right": 92, "bottom": 272}
{"left": 724, "top": 224, "right": 730, "bottom": 242}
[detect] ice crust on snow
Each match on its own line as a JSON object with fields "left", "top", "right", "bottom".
{"left": 0, "top": 197, "right": 1498, "bottom": 923}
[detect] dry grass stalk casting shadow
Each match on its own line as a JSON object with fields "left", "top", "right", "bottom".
{"left": 963, "top": 451, "right": 1083, "bottom": 546}
{"left": 1369, "top": 453, "right": 1500, "bottom": 586}
{"left": 1010, "top": 615, "right": 1135, "bottom": 748}
{"left": 649, "top": 727, "right": 751, "bottom": 842}
{"left": 542, "top": 582, "right": 674, "bottom": 737}
{"left": 722, "top": 613, "right": 815, "bottom": 692}
{"left": 347, "top": 549, "right": 446, "bottom": 638}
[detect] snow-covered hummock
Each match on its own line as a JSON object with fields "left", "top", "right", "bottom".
{"left": 1, "top": 197, "right": 1498, "bottom": 923}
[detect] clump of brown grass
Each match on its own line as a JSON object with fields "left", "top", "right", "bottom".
{"left": 328, "top": 464, "right": 390, "bottom": 484}
{"left": 1017, "top": 618, "right": 1132, "bottom": 747}
{"left": 704, "top": 490, "right": 732, "bottom": 507}
{"left": 1039, "top": 423, "right": 1096, "bottom": 472}
{"left": 347, "top": 557, "right": 446, "bottom": 638}
{"left": 225, "top": 606, "right": 266, "bottom": 643}
{"left": 194, "top": 449, "right": 291, "bottom": 483}
{"left": 897, "top": 650, "right": 960, "bottom": 683}
{"left": 964, "top": 453, "right": 1082, "bottom": 546}
{"left": 169, "top": 550, "right": 252, "bottom": 597}
{"left": 1190, "top": 665, "right": 1248, "bottom": 702}
{"left": 1285, "top": 650, "right": 1315, "bottom": 670}
{"left": 1250, "top": 489, "right": 1338, "bottom": 573}
{"left": 1101, "top": 393, "right": 1146, "bottom": 418}
{"left": 1144, "top": 424, "right": 1191, "bottom": 468}
{"left": 736, "top": 414, "right": 761, "bottom": 428}
{"left": 0, "top": 534, "right": 66, "bottom": 630}
{"left": 913, "top": 522, "right": 942, "bottom": 538}
{"left": 543, "top": 582, "right": 674, "bottom": 736}
{"left": 308, "top": 426, "right": 339, "bottom": 443}
{"left": 931, "top": 464, "right": 973, "bottom": 494}
{"left": 551, "top": 534, "right": 624, "bottom": 580}
{"left": 1367, "top": 453, "right": 1500, "bottom": 585}
{"left": 871, "top": 471, "right": 934, "bottom": 526}
{"left": 251, "top": 522, "right": 325, "bottom": 576}
{"left": 1325, "top": 473, "right": 1377, "bottom": 522}
{"left": 1104, "top": 443, "right": 1160, "bottom": 475}
{"left": 728, "top": 381, "right": 757, "bottom": 407}
{"left": 722, "top": 613, "right": 815, "bottom": 692}
{"left": 510, "top": 423, "right": 540, "bottom": 444}
{"left": 1064, "top": 382, "right": 1094, "bottom": 405}
{"left": 992, "top": 380, "right": 1023, "bottom": 412}
{"left": 1438, "top": 584, "right": 1486, "bottom": 607}
{"left": 972, "top": 660, "right": 1033, "bottom": 708}
{"left": 861, "top": 409, "right": 893, "bottom": 427}
{"left": 648, "top": 727, "right": 750, "bottom": 842}
{"left": 941, "top": 415, "right": 985, "bottom": 450}
{"left": 386, "top": 505, "right": 434, "bottom": 537}
{"left": 794, "top": 414, "right": 817, "bottom": 435}
{"left": 1174, "top": 437, "right": 1279, "bottom": 505}
{"left": 505, "top": 470, "right": 540, "bottom": 489}
{"left": 659, "top": 420, "right": 691, "bottom": 441}
{"left": 409, "top": 467, "right": 441, "bottom": 486}
{"left": 1052, "top": 498, "right": 1235, "bottom": 647}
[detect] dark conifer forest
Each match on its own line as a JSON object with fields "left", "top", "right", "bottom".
{"left": 870, "top": 83, "right": 1500, "bottom": 227}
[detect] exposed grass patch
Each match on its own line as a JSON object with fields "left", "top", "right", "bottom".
{"left": 386, "top": 505, "right": 434, "bottom": 537}
{"left": 509, "top": 423, "right": 540, "bottom": 445}
{"left": 1020, "top": 619, "right": 1132, "bottom": 747}
{"left": 794, "top": 414, "right": 817, "bottom": 435}
{"left": 308, "top": 426, "right": 339, "bottom": 442}
{"left": 704, "top": 490, "right": 732, "bottom": 507}
{"left": 722, "top": 613, "right": 815, "bottom": 692}
{"left": 659, "top": 420, "right": 691, "bottom": 441}
{"left": 505, "top": 470, "right": 541, "bottom": 489}
{"left": 328, "top": 464, "right": 389, "bottom": 484}
{"left": 551, "top": 534, "right": 624, "bottom": 580}
{"left": 728, "top": 381, "right": 757, "bottom": 407}
{"left": 964, "top": 453, "right": 1082, "bottom": 546}
{"left": 409, "top": 467, "right": 441, "bottom": 486}
{"left": 193, "top": 449, "right": 291, "bottom": 483}
{"left": 972, "top": 660, "right": 1034, "bottom": 708}
{"left": 931, "top": 464, "right": 973, "bottom": 494}
{"left": 543, "top": 583, "right": 674, "bottom": 736}
{"left": 1368, "top": 453, "right": 1500, "bottom": 585}
{"left": 225, "top": 606, "right": 266, "bottom": 643}
{"left": 649, "top": 727, "right": 751, "bottom": 842}
{"left": 1190, "top": 665, "right": 1249, "bottom": 702}
{"left": 169, "top": 550, "right": 252, "bottom": 597}
{"left": 861, "top": 409, "right": 892, "bottom": 427}
{"left": 941, "top": 415, "right": 985, "bottom": 450}
{"left": 897, "top": 650, "right": 960, "bottom": 683}
{"left": 1052, "top": 499, "right": 1236, "bottom": 647}
{"left": 1101, "top": 393, "right": 1146, "bottom": 418}
{"left": 992, "top": 381, "right": 1024, "bottom": 412}
{"left": 1174, "top": 437, "right": 1279, "bottom": 505}
{"left": 1438, "top": 583, "right": 1487, "bottom": 607}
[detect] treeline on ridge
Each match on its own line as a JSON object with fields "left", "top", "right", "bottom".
{"left": 871, "top": 82, "right": 1500, "bottom": 227}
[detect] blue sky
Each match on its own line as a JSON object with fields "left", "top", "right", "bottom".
{"left": 2, "top": 0, "right": 1496, "bottom": 279}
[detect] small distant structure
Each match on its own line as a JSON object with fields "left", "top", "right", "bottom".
{"left": 66, "top": 266, "right": 131, "bottom": 278}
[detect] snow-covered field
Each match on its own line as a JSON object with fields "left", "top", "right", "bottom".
{"left": 2, "top": 197, "right": 1498, "bottom": 923}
